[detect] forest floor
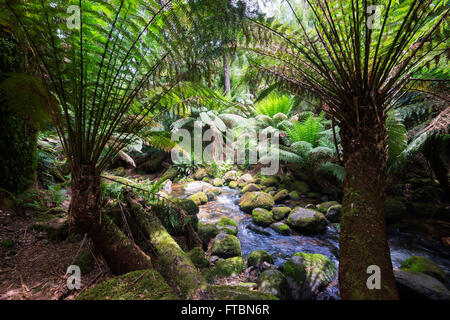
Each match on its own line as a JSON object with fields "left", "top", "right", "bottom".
{"left": 0, "top": 206, "right": 112, "bottom": 300}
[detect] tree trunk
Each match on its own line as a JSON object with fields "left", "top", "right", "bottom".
{"left": 339, "top": 114, "right": 399, "bottom": 300}
{"left": 124, "top": 191, "right": 207, "bottom": 298}
{"left": 69, "top": 165, "right": 152, "bottom": 275}
{"left": 224, "top": 54, "right": 231, "bottom": 95}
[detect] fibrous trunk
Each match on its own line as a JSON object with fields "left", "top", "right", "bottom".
{"left": 69, "top": 165, "right": 152, "bottom": 275}
{"left": 338, "top": 110, "right": 399, "bottom": 300}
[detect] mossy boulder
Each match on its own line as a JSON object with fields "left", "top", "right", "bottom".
{"left": 193, "top": 168, "right": 207, "bottom": 180}
{"left": 74, "top": 250, "right": 95, "bottom": 274}
{"left": 289, "top": 191, "right": 300, "bottom": 200}
{"left": 287, "top": 207, "right": 328, "bottom": 234}
{"left": 242, "top": 183, "right": 261, "bottom": 193}
{"left": 252, "top": 208, "right": 274, "bottom": 227}
{"left": 271, "top": 222, "right": 291, "bottom": 235}
{"left": 228, "top": 181, "right": 238, "bottom": 188}
{"left": 273, "top": 189, "right": 289, "bottom": 203}
{"left": 211, "top": 232, "right": 241, "bottom": 258}
{"left": 197, "top": 222, "right": 220, "bottom": 248}
{"left": 260, "top": 176, "right": 279, "bottom": 187}
{"left": 187, "top": 247, "right": 210, "bottom": 269}
{"left": 283, "top": 252, "right": 337, "bottom": 300}
{"left": 316, "top": 201, "right": 339, "bottom": 213}
{"left": 400, "top": 256, "right": 447, "bottom": 284}
{"left": 189, "top": 192, "right": 208, "bottom": 206}
{"left": 248, "top": 250, "right": 274, "bottom": 268}
{"left": 239, "top": 192, "right": 274, "bottom": 213}
{"left": 264, "top": 187, "right": 277, "bottom": 193}
{"left": 206, "top": 285, "right": 278, "bottom": 300}
{"left": 385, "top": 197, "right": 406, "bottom": 224}
{"left": 238, "top": 173, "right": 254, "bottom": 184}
{"left": 216, "top": 217, "right": 238, "bottom": 236}
{"left": 29, "top": 217, "right": 68, "bottom": 241}
{"left": 175, "top": 198, "right": 199, "bottom": 216}
{"left": 205, "top": 186, "right": 222, "bottom": 195}
{"left": 325, "top": 204, "right": 341, "bottom": 223}
{"left": 212, "top": 257, "right": 246, "bottom": 277}
{"left": 212, "top": 178, "right": 224, "bottom": 187}
{"left": 394, "top": 268, "right": 450, "bottom": 300}
{"left": 272, "top": 207, "right": 292, "bottom": 220}
{"left": 257, "top": 269, "right": 289, "bottom": 299}
{"left": 205, "top": 191, "right": 217, "bottom": 201}
{"left": 77, "top": 269, "right": 179, "bottom": 300}
{"left": 223, "top": 170, "right": 237, "bottom": 182}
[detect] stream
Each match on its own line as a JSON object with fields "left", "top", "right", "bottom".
{"left": 173, "top": 182, "right": 450, "bottom": 299}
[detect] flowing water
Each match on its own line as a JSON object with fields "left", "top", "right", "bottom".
{"left": 173, "top": 182, "right": 450, "bottom": 299}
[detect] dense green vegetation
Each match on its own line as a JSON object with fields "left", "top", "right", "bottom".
{"left": 0, "top": 0, "right": 448, "bottom": 301}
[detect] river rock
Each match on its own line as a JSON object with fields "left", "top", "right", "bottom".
{"left": 273, "top": 189, "right": 289, "bottom": 203}
{"left": 271, "top": 222, "right": 291, "bottom": 235}
{"left": 283, "top": 252, "right": 337, "bottom": 300}
{"left": 211, "top": 232, "right": 242, "bottom": 258}
{"left": 212, "top": 257, "right": 246, "bottom": 277}
{"left": 272, "top": 207, "right": 292, "bottom": 220}
{"left": 316, "top": 201, "right": 339, "bottom": 213}
{"left": 223, "top": 170, "right": 237, "bottom": 182}
{"left": 189, "top": 192, "right": 208, "bottom": 205}
{"left": 212, "top": 178, "right": 224, "bottom": 187}
{"left": 246, "top": 224, "right": 271, "bottom": 236}
{"left": 257, "top": 269, "right": 290, "bottom": 300}
{"left": 260, "top": 176, "right": 279, "bottom": 187}
{"left": 325, "top": 204, "right": 341, "bottom": 223}
{"left": 248, "top": 250, "right": 274, "bottom": 268}
{"left": 216, "top": 217, "right": 238, "bottom": 236}
{"left": 238, "top": 173, "right": 254, "bottom": 184}
{"left": 229, "top": 181, "right": 238, "bottom": 188}
{"left": 197, "top": 222, "right": 220, "bottom": 249}
{"left": 400, "top": 256, "right": 447, "bottom": 284}
{"left": 287, "top": 207, "right": 328, "bottom": 234}
{"left": 242, "top": 183, "right": 261, "bottom": 193}
{"left": 193, "top": 168, "right": 207, "bottom": 180}
{"left": 252, "top": 208, "right": 274, "bottom": 227}
{"left": 394, "top": 268, "right": 450, "bottom": 300}
{"left": 289, "top": 191, "right": 300, "bottom": 200}
{"left": 239, "top": 192, "right": 274, "bottom": 213}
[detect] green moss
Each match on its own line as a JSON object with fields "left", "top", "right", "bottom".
{"left": 189, "top": 192, "right": 208, "bottom": 205}
{"left": 248, "top": 250, "right": 274, "bottom": 268}
{"left": 229, "top": 181, "right": 238, "bottom": 188}
{"left": 187, "top": 247, "right": 210, "bottom": 269}
{"left": 197, "top": 222, "right": 220, "bottom": 248}
{"left": 1, "top": 239, "right": 15, "bottom": 248}
{"left": 316, "top": 201, "right": 339, "bottom": 213}
{"left": 207, "top": 285, "right": 278, "bottom": 300}
{"left": 74, "top": 251, "right": 95, "bottom": 274}
{"left": 252, "top": 208, "right": 274, "bottom": 227}
{"left": 211, "top": 232, "right": 241, "bottom": 258}
{"left": 212, "top": 257, "right": 246, "bottom": 277}
{"left": 77, "top": 269, "right": 179, "bottom": 300}
{"left": 271, "top": 222, "right": 291, "bottom": 235}
{"left": 289, "top": 191, "right": 300, "bottom": 200}
{"left": 216, "top": 217, "right": 238, "bottom": 236}
{"left": 400, "top": 256, "right": 447, "bottom": 283}
{"left": 272, "top": 207, "right": 291, "bottom": 220}
{"left": 260, "top": 176, "right": 279, "bottom": 187}
{"left": 239, "top": 192, "right": 274, "bottom": 213}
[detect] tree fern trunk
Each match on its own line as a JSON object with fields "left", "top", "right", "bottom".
{"left": 338, "top": 111, "right": 399, "bottom": 300}
{"left": 69, "top": 166, "right": 152, "bottom": 275}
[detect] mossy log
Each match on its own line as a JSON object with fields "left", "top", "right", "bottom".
{"left": 124, "top": 192, "right": 207, "bottom": 298}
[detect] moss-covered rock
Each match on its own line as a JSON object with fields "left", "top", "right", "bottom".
{"left": 189, "top": 192, "right": 208, "bottom": 206}
{"left": 212, "top": 257, "right": 246, "bottom": 277}
{"left": 257, "top": 269, "right": 289, "bottom": 299}
{"left": 212, "top": 178, "right": 224, "bottom": 187}
{"left": 239, "top": 192, "right": 274, "bottom": 213}
{"left": 238, "top": 173, "right": 254, "bottom": 184}
{"left": 228, "top": 181, "right": 238, "bottom": 188}
{"left": 273, "top": 189, "right": 289, "bottom": 203}
{"left": 292, "top": 181, "right": 310, "bottom": 194}
{"left": 289, "top": 191, "right": 299, "bottom": 200}
{"left": 193, "top": 168, "right": 207, "bottom": 180}
{"left": 385, "top": 197, "right": 406, "bottom": 224}
{"left": 223, "top": 170, "right": 237, "bottom": 182}
{"left": 187, "top": 247, "right": 210, "bottom": 269}
{"left": 216, "top": 217, "right": 238, "bottom": 236}
{"left": 248, "top": 250, "right": 274, "bottom": 268}
{"left": 197, "top": 222, "right": 220, "bottom": 248}
{"left": 211, "top": 232, "right": 241, "bottom": 258}
{"left": 325, "top": 204, "right": 341, "bottom": 223}
{"left": 242, "top": 183, "right": 261, "bottom": 193}
{"left": 206, "top": 285, "right": 278, "bottom": 300}
{"left": 77, "top": 269, "right": 179, "bottom": 300}
{"left": 252, "top": 208, "right": 274, "bottom": 227}
{"left": 272, "top": 207, "right": 291, "bottom": 221}
{"left": 287, "top": 207, "right": 328, "bottom": 234}
{"left": 74, "top": 250, "right": 95, "bottom": 274}
{"left": 264, "top": 187, "right": 277, "bottom": 193}
{"left": 283, "top": 252, "right": 336, "bottom": 299}
{"left": 271, "top": 222, "right": 291, "bottom": 235}
{"left": 175, "top": 198, "right": 199, "bottom": 216}
{"left": 394, "top": 268, "right": 450, "bottom": 300}
{"left": 260, "top": 176, "right": 279, "bottom": 187}
{"left": 205, "top": 191, "right": 217, "bottom": 201}
{"left": 400, "top": 256, "right": 447, "bottom": 284}
{"left": 316, "top": 201, "right": 339, "bottom": 213}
